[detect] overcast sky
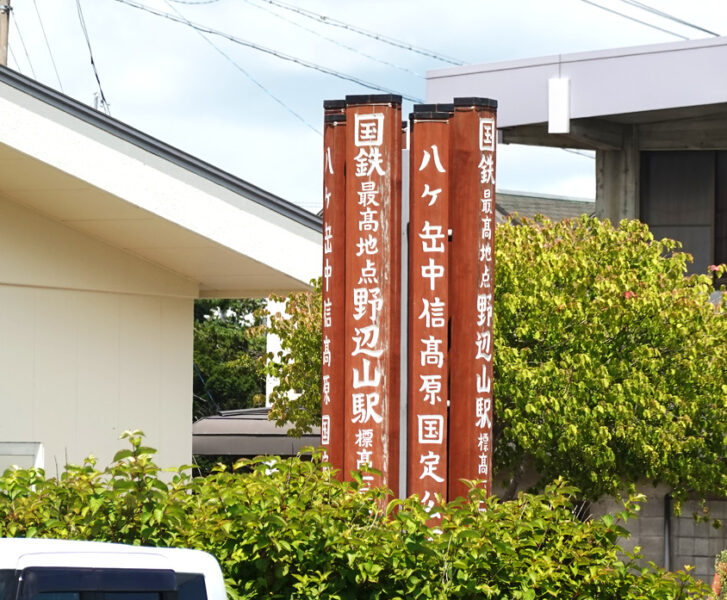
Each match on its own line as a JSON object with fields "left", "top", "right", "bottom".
{"left": 6, "top": 0, "right": 727, "bottom": 213}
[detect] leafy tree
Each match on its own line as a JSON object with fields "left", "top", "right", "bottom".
{"left": 495, "top": 217, "right": 727, "bottom": 503}
{"left": 265, "top": 217, "right": 727, "bottom": 504}
{"left": 0, "top": 434, "right": 709, "bottom": 599}
{"left": 262, "top": 281, "right": 321, "bottom": 436}
{"left": 193, "top": 298, "right": 267, "bottom": 420}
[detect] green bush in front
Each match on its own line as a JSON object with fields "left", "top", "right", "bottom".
{"left": 0, "top": 433, "right": 707, "bottom": 599}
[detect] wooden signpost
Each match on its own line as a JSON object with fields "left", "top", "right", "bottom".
{"left": 320, "top": 100, "right": 347, "bottom": 475}
{"left": 322, "top": 95, "right": 497, "bottom": 502}
{"left": 343, "top": 95, "right": 402, "bottom": 494}
{"left": 407, "top": 107, "right": 451, "bottom": 506}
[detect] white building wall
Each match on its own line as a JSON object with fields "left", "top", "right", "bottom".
{"left": 0, "top": 196, "right": 195, "bottom": 471}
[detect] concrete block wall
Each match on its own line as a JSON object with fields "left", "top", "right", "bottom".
{"left": 592, "top": 487, "right": 727, "bottom": 584}
{"left": 672, "top": 499, "right": 727, "bottom": 583}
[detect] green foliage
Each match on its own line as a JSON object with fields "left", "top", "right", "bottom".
{"left": 193, "top": 298, "right": 267, "bottom": 420}
{"left": 495, "top": 217, "right": 727, "bottom": 501}
{"left": 715, "top": 549, "right": 727, "bottom": 599}
{"left": 261, "top": 280, "right": 322, "bottom": 437}
{"left": 0, "top": 434, "right": 708, "bottom": 599}
{"left": 262, "top": 217, "right": 727, "bottom": 503}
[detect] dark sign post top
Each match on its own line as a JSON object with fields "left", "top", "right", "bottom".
{"left": 324, "top": 114, "right": 346, "bottom": 124}
{"left": 346, "top": 94, "right": 403, "bottom": 106}
{"left": 409, "top": 111, "right": 452, "bottom": 122}
{"left": 323, "top": 99, "right": 346, "bottom": 110}
{"left": 412, "top": 103, "right": 455, "bottom": 114}
{"left": 453, "top": 97, "right": 498, "bottom": 109}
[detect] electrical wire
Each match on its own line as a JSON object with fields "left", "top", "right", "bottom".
{"left": 162, "top": 0, "right": 321, "bottom": 136}
{"left": 615, "top": 0, "right": 719, "bottom": 37}
{"left": 75, "top": 0, "right": 111, "bottom": 114}
{"left": 32, "top": 0, "right": 64, "bottom": 91}
{"left": 249, "top": 0, "right": 464, "bottom": 66}
{"left": 11, "top": 12, "right": 37, "bottom": 78}
{"left": 562, "top": 148, "right": 595, "bottom": 159}
{"left": 169, "top": 0, "right": 221, "bottom": 4}
{"left": 243, "top": 0, "right": 423, "bottom": 78}
{"left": 110, "top": 0, "right": 423, "bottom": 102}
{"left": 578, "top": 0, "right": 689, "bottom": 40}
{"left": 8, "top": 45, "right": 21, "bottom": 73}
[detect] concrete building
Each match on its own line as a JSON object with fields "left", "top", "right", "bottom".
{"left": 428, "top": 36, "right": 727, "bottom": 275}
{"left": 427, "top": 37, "right": 727, "bottom": 582}
{"left": 0, "top": 65, "right": 321, "bottom": 472}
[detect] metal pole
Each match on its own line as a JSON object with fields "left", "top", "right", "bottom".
{"left": 0, "top": 0, "right": 10, "bottom": 68}
{"left": 399, "top": 133, "right": 409, "bottom": 499}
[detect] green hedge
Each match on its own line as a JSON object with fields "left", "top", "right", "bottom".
{"left": 0, "top": 432, "right": 707, "bottom": 599}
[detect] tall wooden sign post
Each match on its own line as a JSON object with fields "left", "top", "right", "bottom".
{"left": 320, "top": 100, "right": 347, "bottom": 474}
{"left": 343, "top": 95, "right": 402, "bottom": 494}
{"left": 448, "top": 98, "right": 498, "bottom": 500}
{"left": 407, "top": 107, "right": 451, "bottom": 504}
{"left": 322, "top": 96, "right": 497, "bottom": 503}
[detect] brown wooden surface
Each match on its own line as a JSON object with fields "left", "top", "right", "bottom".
{"left": 447, "top": 99, "right": 497, "bottom": 500}
{"left": 321, "top": 105, "right": 347, "bottom": 476}
{"left": 343, "top": 98, "right": 402, "bottom": 494}
{"left": 407, "top": 115, "right": 450, "bottom": 505}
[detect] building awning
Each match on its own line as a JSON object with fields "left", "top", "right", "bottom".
{"left": 427, "top": 36, "right": 727, "bottom": 151}
{"left": 193, "top": 407, "right": 321, "bottom": 457}
{"left": 0, "top": 66, "right": 321, "bottom": 299}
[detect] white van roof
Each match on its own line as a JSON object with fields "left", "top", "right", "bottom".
{"left": 0, "top": 538, "right": 226, "bottom": 600}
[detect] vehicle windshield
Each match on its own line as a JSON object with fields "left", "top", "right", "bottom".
{"left": 0, "top": 570, "right": 17, "bottom": 600}
{"left": 16, "top": 569, "right": 206, "bottom": 600}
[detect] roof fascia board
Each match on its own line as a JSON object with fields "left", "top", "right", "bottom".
{"left": 0, "top": 65, "right": 321, "bottom": 233}
{"left": 0, "top": 73, "right": 321, "bottom": 289}
{"left": 428, "top": 36, "right": 727, "bottom": 80}
{"left": 427, "top": 36, "right": 727, "bottom": 129}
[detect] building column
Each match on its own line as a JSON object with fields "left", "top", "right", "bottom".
{"left": 595, "top": 125, "right": 639, "bottom": 223}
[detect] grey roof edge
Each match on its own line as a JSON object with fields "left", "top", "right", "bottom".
{"left": 427, "top": 36, "right": 727, "bottom": 80}
{"left": 498, "top": 188, "right": 594, "bottom": 204}
{"left": 0, "top": 65, "right": 322, "bottom": 233}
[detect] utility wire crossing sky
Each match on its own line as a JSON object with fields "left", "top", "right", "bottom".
{"left": 4, "top": 0, "right": 726, "bottom": 213}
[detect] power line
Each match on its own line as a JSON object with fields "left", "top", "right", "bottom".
{"left": 162, "top": 0, "right": 321, "bottom": 136}
{"left": 578, "top": 0, "right": 689, "bottom": 40}
{"left": 11, "top": 11, "right": 37, "bottom": 78}
{"left": 562, "top": 148, "right": 595, "bottom": 159}
{"left": 32, "top": 0, "right": 64, "bottom": 91}
{"left": 250, "top": 0, "right": 464, "bottom": 66}
{"left": 168, "top": 0, "right": 221, "bottom": 4}
{"left": 615, "top": 0, "right": 720, "bottom": 37}
{"left": 110, "top": 0, "right": 423, "bottom": 102}
{"left": 243, "top": 0, "right": 423, "bottom": 78}
{"left": 75, "top": 0, "right": 111, "bottom": 114}
{"left": 8, "top": 45, "right": 21, "bottom": 73}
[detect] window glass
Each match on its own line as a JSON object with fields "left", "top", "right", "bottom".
{"left": 176, "top": 574, "right": 206, "bottom": 600}
{"left": 103, "top": 593, "right": 161, "bottom": 600}
{"left": 0, "top": 570, "right": 17, "bottom": 600}
{"left": 35, "top": 593, "right": 79, "bottom": 600}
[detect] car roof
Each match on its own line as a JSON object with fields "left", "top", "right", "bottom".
{"left": 0, "top": 538, "right": 218, "bottom": 573}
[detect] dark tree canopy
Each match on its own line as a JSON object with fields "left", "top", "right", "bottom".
{"left": 193, "top": 298, "right": 267, "bottom": 421}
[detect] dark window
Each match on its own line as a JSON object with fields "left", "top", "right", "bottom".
{"left": 17, "top": 569, "right": 206, "bottom": 600}
{"left": 175, "top": 575, "right": 205, "bottom": 600}
{"left": 0, "top": 570, "right": 17, "bottom": 600}
{"left": 20, "top": 569, "right": 174, "bottom": 600}
{"left": 715, "top": 152, "right": 727, "bottom": 283}
{"left": 640, "top": 151, "right": 715, "bottom": 275}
